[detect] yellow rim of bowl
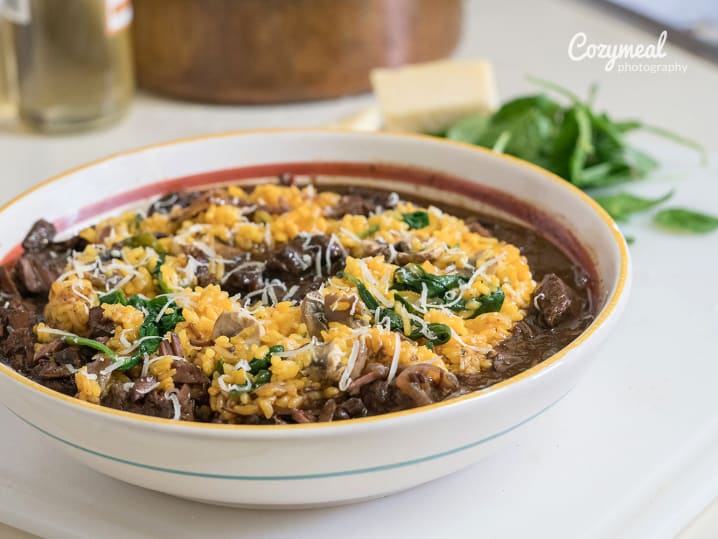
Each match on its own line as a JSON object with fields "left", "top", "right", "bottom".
{"left": 0, "top": 128, "right": 629, "bottom": 432}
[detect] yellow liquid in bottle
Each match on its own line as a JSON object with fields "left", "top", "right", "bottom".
{"left": 8, "top": 0, "right": 134, "bottom": 133}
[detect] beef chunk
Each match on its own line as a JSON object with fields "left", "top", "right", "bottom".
{"left": 88, "top": 306, "right": 115, "bottom": 338}
{"left": 103, "top": 383, "right": 193, "bottom": 420}
{"left": 278, "top": 172, "right": 295, "bottom": 186}
{"left": 466, "top": 219, "right": 493, "bottom": 237}
{"left": 32, "top": 359, "right": 72, "bottom": 379}
{"left": 336, "top": 397, "right": 368, "bottom": 419}
{"left": 171, "top": 360, "right": 209, "bottom": 385}
{"left": 267, "top": 234, "right": 345, "bottom": 278}
{"left": 15, "top": 252, "right": 67, "bottom": 295}
{"left": 54, "top": 346, "right": 87, "bottom": 368}
{"left": 0, "top": 297, "right": 41, "bottom": 369}
{"left": 359, "top": 380, "right": 393, "bottom": 414}
{"left": 22, "top": 219, "right": 56, "bottom": 252}
{"left": 326, "top": 190, "right": 399, "bottom": 219}
{"left": 223, "top": 265, "right": 263, "bottom": 296}
{"left": 147, "top": 191, "right": 202, "bottom": 216}
{"left": 138, "top": 385, "right": 194, "bottom": 420}
{"left": 6, "top": 300, "right": 38, "bottom": 332}
{"left": 195, "top": 263, "right": 218, "bottom": 288}
{"left": 534, "top": 273, "right": 580, "bottom": 327}
{"left": 0, "top": 266, "right": 20, "bottom": 297}
{"left": 394, "top": 364, "right": 459, "bottom": 407}
{"left": 103, "top": 384, "right": 134, "bottom": 410}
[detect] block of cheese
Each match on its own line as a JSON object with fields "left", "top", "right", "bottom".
{"left": 370, "top": 60, "right": 498, "bottom": 133}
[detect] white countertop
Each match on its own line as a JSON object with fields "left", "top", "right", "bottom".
{"left": 1, "top": 1, "right": 717, "bottom": 537}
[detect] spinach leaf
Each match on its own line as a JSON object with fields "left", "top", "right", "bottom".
{"left": 215, "top": 359, "right": 225, "bottom": 375}
{"left": 345, "top": 276, "right": 454, "bottom": 347}
{"left": 377, "top": 307, "right": 405, "bottom": 333}
{"left": 595, "top": 191, "right": 673, "bottom": 222}
{"left": 392, "top": 264, "right": 467, "bottom": 297}
{"left": 80, "top": 281, "right": 185, "bottom": 371}
{"left": 393, "top": 292, "right": 422, "bottom": 316}
{"left": 446, "top": 114, "right": 490, "bottom": 144}
{"left": 152, "top": 254, "right": 173, "bottom": 294}
{"left": 441, "top": 79, "right": 704, "bottom": 201}
{"left": 342, "top": 273, "right": 379, "bottom": 310}
{"left": 426, "top": 323, "right": 452, "bottom": 347}
{"left": 654, "top": 208, "right": 718, "bottom": 234}
{"left": 358, "top": 224, "right": 380, "bottom": 239}
{"left": 248, "top": 345, "right": 284, "bottom": 374}
{"left": 61, "top": 335, "right": 118, "bottom": 361}
{"left": 99, "top": 289, "right": 128, "bottom": 306}
{"left": 401, "top": 211, "right": 430, "bottom": 230}
{"left": 253, "top": 370, "right": 272, "bottom": 386}
{"left": 465, "top": 288, "right": 505, "bottom": 318}
{"left": 123, "top": 232, "right": 166, "bottom": 254}
{"left": 118, "top": 294, "right": 184, "bottom": 371}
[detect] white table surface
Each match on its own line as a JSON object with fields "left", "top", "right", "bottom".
{"left": 1, "top": 0, "right": 717, "bottom": 537}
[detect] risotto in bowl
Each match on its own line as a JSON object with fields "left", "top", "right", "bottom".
{"left": 0, "top": 130, "right": 629, "bottom": 506}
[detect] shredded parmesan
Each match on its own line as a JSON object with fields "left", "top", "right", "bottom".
{"left": 153, "top": 299, "right": 176, "bottom": 323}
{"left": 274, "top": 338, "right": 319, "bottom": 358}
{"left": 99, "top": 359, "right": 131, "bottom": 376}
{"left": 70, "top": 280, "right": 94, "bottom": 306}
{"left": 36, "top": 327, "right": 78, "bottom": 338}
{"left": 387, "top": 332, "right": 401, "bottom": 383}
{"left": 357, "top": 259, "right": 393, "bottom": 307}
{"left": 118, "top": 335, "right": 162, "bottom": 355}
{"left": 449, "top": 328, "right": 490, "bottom": 353}
{"left": 338, "top": 340, "right": 361, "bottom": 391}
{"left": 165, "top": 390, "right": 181, "bottom": 420}
{"left": 135, "top": 381, "right": 160, "bottom": 395}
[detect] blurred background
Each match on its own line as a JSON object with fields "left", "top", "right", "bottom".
{"left": 0, "top": 0, "right": 716, "bottom": 134}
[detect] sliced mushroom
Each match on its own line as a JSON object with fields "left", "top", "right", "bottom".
{"left": 300, "top": 290, "right": 328, "bottom": 339}
{"left": 347, "top": 339, "right": 368, "bottom": 381}
{"left": 86, "top": 355, "right": 116, "bottom": 393}
{"left": 323, "top": 292, "right": 358, "bottom": 326}
{"left": 305, "top": 339, "right": 368, "bottom": 384}
{"left": 212, "top": 311, "right": 258, "bottom": 340}
{"left": 394, "top": 363, "right": 459, "bottom": 406}
{"left": 347, "top": 363, "right": 388, "bottom": 395}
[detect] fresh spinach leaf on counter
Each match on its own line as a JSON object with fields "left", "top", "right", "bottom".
{"left": 445, "top": 78, "right": 702, "bottom": 189}
{"left": 438, "top": 78, "right": 706, "bottom": 232}
{"left": 654, "top": 208, "right": 718, "bottom": 234}
{"left": 595, "top": 191, "right": 673, "bottom": 222}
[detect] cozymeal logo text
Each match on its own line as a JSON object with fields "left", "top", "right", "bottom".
{"left": 568, "top": 31, "right": 687, "bottom": 73}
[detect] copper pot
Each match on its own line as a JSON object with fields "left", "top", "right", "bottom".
{"left": 131, "top": 0, "right": 462, "bottom": 104}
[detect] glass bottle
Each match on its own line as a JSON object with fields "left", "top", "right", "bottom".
{"left": 2, "top": 0, "right": 134, "bottom": 133}
{"left": 0, "top": 18, "right": 14, "bottom": 117}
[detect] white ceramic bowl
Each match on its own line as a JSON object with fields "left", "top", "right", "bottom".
{"left": 0, "top": 130, "right": 630, "bottom": 508}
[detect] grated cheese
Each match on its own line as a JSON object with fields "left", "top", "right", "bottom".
{"left": 119, "top": 335, "right": 163, "bottom": 355}
{"left": 70, "top": 279, "right": 94, "bottom": 306}
{"left": 449, "top": 327, "right": 490, "bottom": 353}
{"left": 387, "top": 332, "right": 401, "bottom": 383}
{"left": 274, "top": 338, "right": 319, "bottom": 359}
{"left": 99, "top": 358, "right": 132, "bottom": 376}
{"left": 357, "top": 259, "right": 393, "bottom": 307}
{"left": 165, "top": 390, "right": 181, "bottom": 420}
{"left": 338, "top": 340, "right": 361, "bottom": 391}
{"left": 135, "top": 381, "right": 160, "bottom": 395}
